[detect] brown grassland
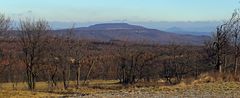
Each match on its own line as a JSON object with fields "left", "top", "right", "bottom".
{"left": 1, "top": 76, "right": 240, "bottom": 98}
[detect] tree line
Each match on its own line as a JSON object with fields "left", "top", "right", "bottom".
{"left": 0, "top": 11, "right": 240, "bottom": 90}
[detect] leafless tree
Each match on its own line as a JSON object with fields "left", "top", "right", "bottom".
{"left": 228, "top": 10, "right": 240, "bottom": 75}
{"left": 0, "top": 13, "right": 11, "bottom": 87}
{"left": 41, "top": 37, "right": 61, "bottom": 90}
{"left": 115, "top": 42, "right": 159, "bottom": 84}
{"left": 71, "top": 40, "right": 85, "bottom": 88}
{"left": 212, "top": 24, "right": 231, "bottom": 73}
{"left": 0, "top": 13, "right": 10, "bottom": 37}
{"left": 18, "top": 19, "right": 50, "bottom": 90}
{"left": 52, "top": 28, "right": 76, "bottom": 89}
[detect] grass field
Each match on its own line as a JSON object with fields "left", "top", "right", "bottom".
{"left": 0, "top": 80, "right": 240, "bottom": 98}
{"left": 0, "top": 80, "right": 119, "bottom": 98}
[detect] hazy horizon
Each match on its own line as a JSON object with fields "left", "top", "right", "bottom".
{"left": 46, "top": 21, "right": 220, "bottom": 35}
{"left": 0, "top": 0, "right": 239, "bottom": 22}
{"left": 1, "top": 0, "right": 238, "bottom": 35}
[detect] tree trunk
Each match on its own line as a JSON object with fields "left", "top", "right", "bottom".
{"left": 26, "top": 66, "right": 35, "bottom": 91}
{"left": 216, "top": 52, "right": 222, "bottom": 73}
{"left": 62, "top": 70, "right": 68, "bottom": 89}
{"left": 84, "top": 62, "right": 94, "bottom": 84}
{"left": 76, "top": 64, "right": 82, "bottom": 88}
{"left": 234, "top": 34, "right": 238, "bottom": 75}
{"left": 235, "top": 57, "right": 238, "bottom": 75}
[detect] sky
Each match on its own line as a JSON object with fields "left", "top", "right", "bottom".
{"left": 0, "top": 0, "right": 239, "bottom": 22}
{"left": 0, "top": 0, "right": 239, "bottom": 33}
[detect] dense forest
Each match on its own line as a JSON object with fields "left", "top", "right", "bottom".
{"left": 1, "top": 10, "right": 240, "bottom": 91}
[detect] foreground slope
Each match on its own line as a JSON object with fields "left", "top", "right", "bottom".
{"left": 1, "top": 81, "right": 240, "bottom": 98}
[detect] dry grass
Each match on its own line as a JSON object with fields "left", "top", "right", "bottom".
{"left": 0, "top": 79, "right": 240, "bottom": 97}
{"left": 0, "top": 80, "right": 119, "bottom": 97}
{"left": 0, "top": 89, "right": 61, "bottom": 98}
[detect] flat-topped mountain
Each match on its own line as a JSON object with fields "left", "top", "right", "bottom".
{"left": 56, "top": 23, "right": 210, "bottom": 45}
{"left": 87, "top": 23, "right": 146, "bottom": 30}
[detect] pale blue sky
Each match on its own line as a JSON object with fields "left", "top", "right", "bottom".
{"left": 0, "top": 0, "right": 239, "bottom": 22}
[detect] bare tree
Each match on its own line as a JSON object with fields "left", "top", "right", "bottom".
{"left": 115, "top": 42, "right": 159, "bottom": 84}
{"left": 18, "top": 19, "right": 50, "bottom": 90}
{"left": 228, "top": 10, "right": 240, "bottom": 75}
{"left": 0, "top": 13, "right": 10, "bottom": 37}
{"left": 53, "top": 28, "right": 76, "bottom": 90}
{"left": 207, "top": 10, "right": 240, "bottom": 75}
{"left": 71, "top": 40, "right": 84, "bottom": 88}
{"left": 212, "top": 24, "right": 231, "bottom": 73}
{"left": 42, "top": 37, "right": 61, "bottom": 90}
{"left": 0, "top": 13, "right": 10, "bottom": 74}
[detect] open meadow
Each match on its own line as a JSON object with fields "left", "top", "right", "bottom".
{"left": 1, "top": 78, "right": 240, "bottom": 98}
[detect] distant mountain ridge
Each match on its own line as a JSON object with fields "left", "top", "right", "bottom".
{"left": 166, "top": 27, "right": 211, "bottom": 36}
{"left": 75, "top": 23, "right": 146, "bottom": 30}
{"left": 89, "top": 23, "right": 146, "bottom": 30}
{"left": 55, "top": 23, "right": 210, "bottom": 45}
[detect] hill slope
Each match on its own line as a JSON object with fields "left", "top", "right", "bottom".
{"left": 55, "top": 23, "right": 210, "bottom": 45}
